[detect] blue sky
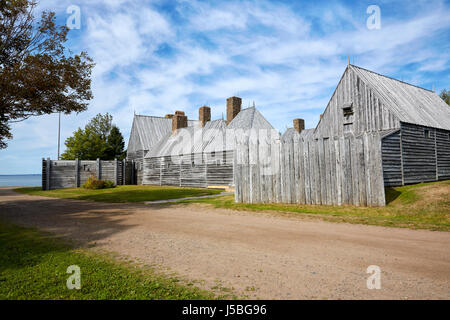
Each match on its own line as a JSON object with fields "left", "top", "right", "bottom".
{"left": 1, "top": 0, "right": 449, "bottom": 174}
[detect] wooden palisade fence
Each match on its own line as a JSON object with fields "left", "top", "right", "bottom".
{"left": 42, "top": 159, "right": 135, "bottom": 190}
{"left": 233, "top": 132, "right": 386, "bottom": 206}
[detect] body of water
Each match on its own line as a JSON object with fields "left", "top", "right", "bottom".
{"left": 0, "top": 175, "right": 42, "bottom": 187}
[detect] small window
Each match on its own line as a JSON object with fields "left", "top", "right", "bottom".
{"left": 343, "top": 107, "right": 354, "bottom": 117}
{"left": 342, "top": 102, "right": 354, "bottom": 125}
{"left": 424, "top": 129, "right": 430, "bottom": 138}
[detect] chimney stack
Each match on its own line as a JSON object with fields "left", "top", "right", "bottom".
{"left": 172, "top": 111, "right": 188, "bottom": 134}
{"left": 226, "top": 96, "right": 242, "bottom": 125}
{"left": 293, "top": 118, "right": 305, "bottom": 133}
{"left": 199, "top": 106, "right": 211, "bottom": 128}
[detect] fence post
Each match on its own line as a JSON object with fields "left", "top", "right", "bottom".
{"left": 46, "top": 157, "right": 51, "bottom": 190}
{"left": 122, "top": 159, "right": 126, "bottom": 185}
{"left": 75, "top": 159, "right": 80, "bottom": 187}
{"left": 114, "top": 159, "right": 119, "bottom": 185}
{"left": 96, "top": 158, "right": 101, "bottom": 179}
{"left": 42, "top": 158, "right": 46, "bottom": 190}
{"left": 131, "top": 160, "right": 135, "bottom": 185}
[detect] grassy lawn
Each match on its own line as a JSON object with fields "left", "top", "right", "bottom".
{"left": 0, "top": 221, "right": 214, "bottom": 300}
{"left": 180, "top": 180, "right": 450, "bottom": 231}
{"left": 15, "top": 185, "right": 222, "bottom": 203}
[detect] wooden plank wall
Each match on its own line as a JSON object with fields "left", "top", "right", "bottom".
{"left": 142, "top": 151, "right": 234, "bottom": 188}
{"left": 234, "top": 132, "right": 386, "bottom": 207}
{"left": 42, "top": 159, "right": 132, "bottom": 190}
{"left": 437, "top": 129, "right": 450, "bottom": 180}
{"left": 401, "top": 123, "right": 437, "bottom": 184}
{"left": 381, "top": 131, "right": 403, "bottom": 186}
{"left": 314, "top": 66, "right": 400, "bottom": 138}
{"left": 399, "top": 123, "right": 450, "bottom": 185}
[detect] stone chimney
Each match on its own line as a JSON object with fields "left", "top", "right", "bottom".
{"left": 293, "top": 118, "right": 305, "bottom": 133}
{"left": 172, "top": 111, "right": 188, "bottom": 134}
{"left": 226, "top": 96, "right": 242, "bottom": 125}
{"left": 199, "top": 106, "right": 211, "bottom": 128}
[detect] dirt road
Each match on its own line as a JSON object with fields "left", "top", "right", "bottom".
{"left": 0, "top": 188, "right": 449, "bottom": 299}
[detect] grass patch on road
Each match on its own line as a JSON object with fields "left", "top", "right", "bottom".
{"left": 0, "top": 221, "right": 213, "bottom": 300}
{"left": 15, "top": 185, "right": 222, "bottom": 203}
{"left": 180, "top": 181, "right": 450, "bottom": 231}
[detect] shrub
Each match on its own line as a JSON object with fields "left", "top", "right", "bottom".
{"left": 82, "top": 176, "right": 116, "bottom": 189}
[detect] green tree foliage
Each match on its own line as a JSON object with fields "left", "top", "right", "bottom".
{"left": 440, "top": 89, "right": 450, "bottom": 106}
{"left": 106, "top": 126, "right": 126, "bottom": 160}
{"left": 61, "top": 113, "right": 125, "bottom": 160}
{"left": 86, "top": 113, "right": 113, "bottom": 141}
{"left": 0, "top": 0, "right": 94, "bottom": 149}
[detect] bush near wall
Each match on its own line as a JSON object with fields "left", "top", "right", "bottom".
{"left": 82, "top": 176, "right": 116, "bottom": 189}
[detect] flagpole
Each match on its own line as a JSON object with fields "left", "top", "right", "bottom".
{"left": 57, "top": 112, "right": 61, "bottom": 160}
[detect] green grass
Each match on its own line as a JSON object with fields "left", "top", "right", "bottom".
{"left": 0, "top": 221, "right": 214, "bottom": 300}
{"left": 15, "top": 185, "right": 222, "bottom": 203}
{"left": 179, "top": 180, "right": 450, "bottom": 231}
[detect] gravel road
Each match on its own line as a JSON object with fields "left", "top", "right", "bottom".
{"left": 1, "top": 188, "right": 448, "bottom": 299}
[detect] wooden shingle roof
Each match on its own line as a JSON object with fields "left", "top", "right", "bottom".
{"left": 127, "top": 115, "right": 199, "bottom": 153}
{"left": 146, "top": 107, "right": 274, "bottom": 158}
{"left": 350, "top": 65, "right": 450, "bottom": 130}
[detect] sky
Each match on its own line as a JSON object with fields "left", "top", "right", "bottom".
{"left": 1, "top": 0, "right": 449, "bottom": 174}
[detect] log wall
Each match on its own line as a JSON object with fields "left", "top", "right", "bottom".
{"left": 234, "top": 132, "right": 386, "bottom": 206}
{"left": 42, "top": 159, "right": 135, "bottom": 190}
{"left": 143, "top": 151, "right": 234, "bottom": 188}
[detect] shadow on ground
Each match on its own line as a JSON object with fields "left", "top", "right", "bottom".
{"left": 0, "top": 188, "right": 146, "bottom": 248}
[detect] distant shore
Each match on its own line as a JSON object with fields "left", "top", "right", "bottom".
{"left": 0, "top": 174, "right": 41, "bottom": 187}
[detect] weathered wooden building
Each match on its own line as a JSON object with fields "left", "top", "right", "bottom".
{"left": 123, "top": 63, "right": 450, "bottom": 206}
{"left": 233, "top": 64, "right": 450, "bottom": 206}
{"left": 126, "top": 114, "right": 200, "bottom": 184}
{"left": 126, "top": 97, "right": 274, "bottom": 188}
{"left": 313, "top": 64, "right": 450, "bottom": 186}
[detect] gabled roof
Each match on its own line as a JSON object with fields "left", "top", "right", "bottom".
{"left": 227, "top": 107, "right": 274, "bottom": 130}
{"left": 350, "top": 65, "right": 450, "bottom": 131}
{"left": 145, "top": 107, "right": 274, "bottom": 158}
{"left": 147, "top": 119, "right": 228, "bottom": 157}
{"left": 127, "top": 115, "right": 199, "bottom": 152}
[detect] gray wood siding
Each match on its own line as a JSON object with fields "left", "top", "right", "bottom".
{"left": 381, "top": 131, "right": 403, "bottom": 187}
{"left": 401, "top": 123, "right": 437, "bottom": 184}
{"left": 315, "top": 67, "right": 400, "bottom": 138}
{"left": 127, "top": 149, "right": 145, "bottom": 185}
{"left": 42, "top": 159, "right": 132, "bottom": 189}
{"left": 143, "top": 151, "right": 234, "bottom": 188}
{"left": 234, "top": 132, "right": 385, "bottom": 207}
{"left": 436, "top": 129, "right": 450, "bottom": 180}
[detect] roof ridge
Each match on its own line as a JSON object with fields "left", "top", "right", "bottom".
{"left": 350, "top": 64, "right": 434, "bottom": 93}
{"left": 135, "top": 115, "right": 170, "bottom": 119}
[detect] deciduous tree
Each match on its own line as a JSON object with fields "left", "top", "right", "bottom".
{"left": 0, "top": 0, "right": 94, "bottom": 148}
